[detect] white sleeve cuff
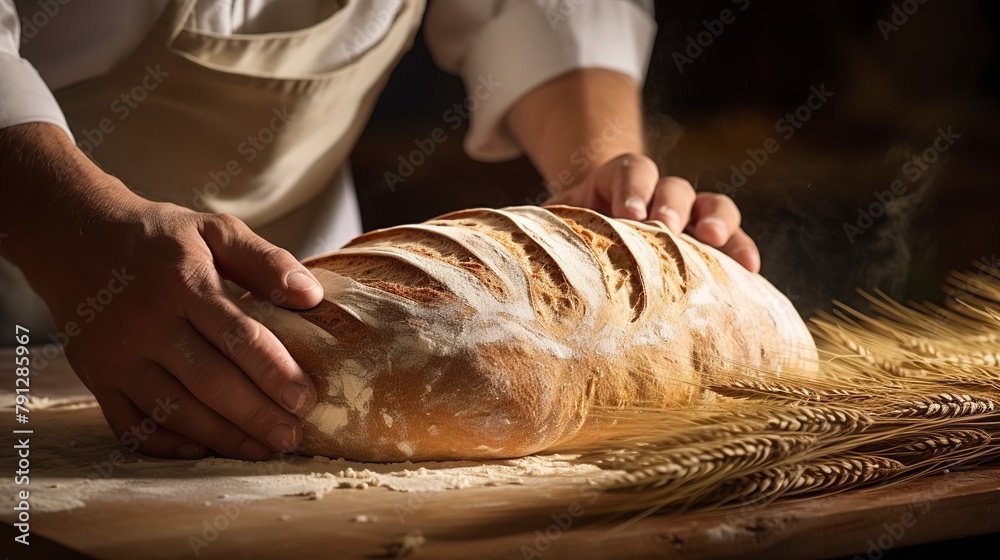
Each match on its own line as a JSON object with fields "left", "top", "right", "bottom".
{"left": 456, "top": 0, "right": 655, "bottom": 162}
{"left": 0, "top": 52, "right": 72, "bottom": 140}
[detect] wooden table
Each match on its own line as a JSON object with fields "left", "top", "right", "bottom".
{"left": 3, "top": 347, "right": 999, "bottom": 559}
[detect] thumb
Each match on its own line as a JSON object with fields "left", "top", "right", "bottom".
{"left": 594, "top": 154, "right": 660, "bottom": 221}
{"left": 202, "top": 214, "right": 324, "bottom": 309}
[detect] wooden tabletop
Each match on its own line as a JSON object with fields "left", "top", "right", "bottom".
{"left": 3, "top": 347, "right": 999, "bottom": 559}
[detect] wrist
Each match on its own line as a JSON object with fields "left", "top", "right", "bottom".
{"left": 0, "top": 122, "right": 145, "bottom": 274}
{"left": 506, "top": 68, "right": 646, "bottom": 196}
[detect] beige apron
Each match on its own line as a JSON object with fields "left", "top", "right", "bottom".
{"left": 1, "top": 0, "right": 425, "bottom": 335}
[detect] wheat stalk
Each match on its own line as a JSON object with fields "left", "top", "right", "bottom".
{"left": 603, "top": 434, "right": 817, "bottom": 493}
{"left": 857, "top": 429, "right": 992, "bottom": 463}
{"left": 756, "top": 405, "right": 872, "bottom": 436}
{"left": 554, "top": 263, "right": 1000, "bottom": 520}
{"left": 785, "top": 455, "right": 905, "bottom": 496}
{"left": 697, "top": 465, "right": 803, "bottom": 508}
{"left": 878, "top": 393, "right": 998, "bottom": 420}
{"left": 708, "top": 378, "right": 872, "bottom": 403}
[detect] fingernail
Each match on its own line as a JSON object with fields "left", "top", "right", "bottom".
{"left": 239, "top": 439, "right": 272, "bottom": 461}
{"left": 281, "top": 381, "right": 307, "bottom": 412}
{"left": 625, "top": 197, "right": 647, "bottom": 220}
{"left": 659, "top": 207, "right": 681, "bottom": 233}
{"left": 286, "top": 270, "right": 317, "bottom": 291}
{"left": 176, "top": 442, "right": 208, "bottom": 459}
{"left": 268, "top": 424, "right": 297, "bottom": 453}
{"left": 699, "top": 217, "right": 726, "bottom": 241}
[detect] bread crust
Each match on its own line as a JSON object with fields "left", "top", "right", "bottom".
{"left": 249, "top": 206, "right": 818, "bottom": 461}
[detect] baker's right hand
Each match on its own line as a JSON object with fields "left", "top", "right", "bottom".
{"left": 1, "top": 124, "right": 323, "bottom": 460}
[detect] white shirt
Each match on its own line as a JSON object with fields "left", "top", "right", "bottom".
{"left": 1, "top": 0, "right": 656, "bottom": 162}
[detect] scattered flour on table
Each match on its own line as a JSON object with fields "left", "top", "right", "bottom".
{"left": 0, "top": 453, "right": 606, "bottom": 511}
{"left": 0, "top": 393, "right": 616, "bottom": 514}
{"left": 0, "top": 394, "right": 99, "bottom": 410}
{"left": 1, "top": 435, "right": 610, "bottom": 513}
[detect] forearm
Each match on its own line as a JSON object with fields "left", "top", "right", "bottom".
{"left": 0, "top": 124, "right": 133, "bottom": 267}
{"left": 506, "top": 68, "right": 645, "bottom": 193}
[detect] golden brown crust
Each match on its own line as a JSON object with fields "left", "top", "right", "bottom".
{"left": 250, "top": 205, "right": 818, "bottom": 462}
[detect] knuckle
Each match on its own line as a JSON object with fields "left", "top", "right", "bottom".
{"left": 254, "top": 243, "right": 291, "bottom": 274}
{"left": 204, "top": 422, "right": 243, "bottom": 452}
{"left": 635, "top": 155, "right": 661, "bottom": 177}
{"left": 663, "top": 177, "right": 696, "bottom": 199}
{"left": 700, "top": 192, "right": 728, "bottom": 204}
{"left": 701, "top": 192, "right": 740, "bottom": 220}
{"left": 154, "top": 392, "right": 197, "bottom": 429}
{"left": 178, "top": 362, "right": 214, "bottom": 398}
{"left": 203, "top": 213, "right": 249, "bottom": 247}
{"left": 118, "top": 305, "right": 158, "bottom": 334}
{"left": 673, "top": 177, "right": 696, "bottom": 193}
{"left": 220, "top": 315, "right": 261, "bottom": 359}
{"left": 619, "top": 152, "right": 656, "bottom": 167}
{"left": 162, "top": 256, "right": 216, "bottom": 301}
{"left": 235, "top": 397, "right": 275, "bottom": 432}
{"left": 211, "top": 212, "right": 245, "bottom": 233}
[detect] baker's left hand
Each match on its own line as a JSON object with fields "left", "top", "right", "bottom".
{"left": 545, "top": 153, "right": 760, "bottom": 273}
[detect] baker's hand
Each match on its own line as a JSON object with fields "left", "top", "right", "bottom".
{"left": 546, "top": 153, "right": 760, "bottom": 273}
{"left": 54, "top": 193, "right": 322, "bottom": 460}
{"left": 1, "top": 123, "right": 322, "bottom": 460}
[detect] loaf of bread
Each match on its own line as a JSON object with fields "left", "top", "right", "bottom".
{"left": 251, "top": 205, "right": 818, "bottom": 462}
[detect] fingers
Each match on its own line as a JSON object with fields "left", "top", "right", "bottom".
{"left": 183, "top": 289, "right": 317, "bottom": 416}
{"left": 649, "top": 177, "right": 697, "bottom": 234}
{"left": 689, "top": 193, "right": 742, "bottom": 248}
{"left": 720, "top": 228, "right": 761, "bottom": 273}
{"left": 155, "top": 316, "right": 308, "bottom": 452}
{"left": 99, "top": 389, "right": 211, "bottom": 459}
{"left": 202, "top": 213, "right": 323, "bottom": 310}
{"left": 549, "top": 156, "right": 761, "bottom": 273}
{"left": 685, "top": 192, "right": 760, "bottom": 273}
{"left": 119, "top": 359, "right": 281, "bottom": 461}
{"left": 594, "top": 154, "right": 660, "bottom": 221}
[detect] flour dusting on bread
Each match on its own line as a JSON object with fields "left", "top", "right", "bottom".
{"left": 250, "top": 206, "right": 817, "bottom": 462}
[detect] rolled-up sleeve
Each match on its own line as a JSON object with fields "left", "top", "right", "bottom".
{"left": 425, "top": 0, "right": 655, "bottom": 162}
{"left": 0, "top": 0, "right": 72, "bottom": 138}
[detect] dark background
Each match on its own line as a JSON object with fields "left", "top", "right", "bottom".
{"left": 350, "top": 0, "right": 1000, "bottom": 318}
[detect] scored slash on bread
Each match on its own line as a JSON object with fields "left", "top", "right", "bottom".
{"left": 248, "top": 205, "right": 818, "bottom": 462}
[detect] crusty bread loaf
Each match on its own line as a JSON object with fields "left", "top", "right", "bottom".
{"left": 250, "top": 205, "right": 818, "bottom": 462}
